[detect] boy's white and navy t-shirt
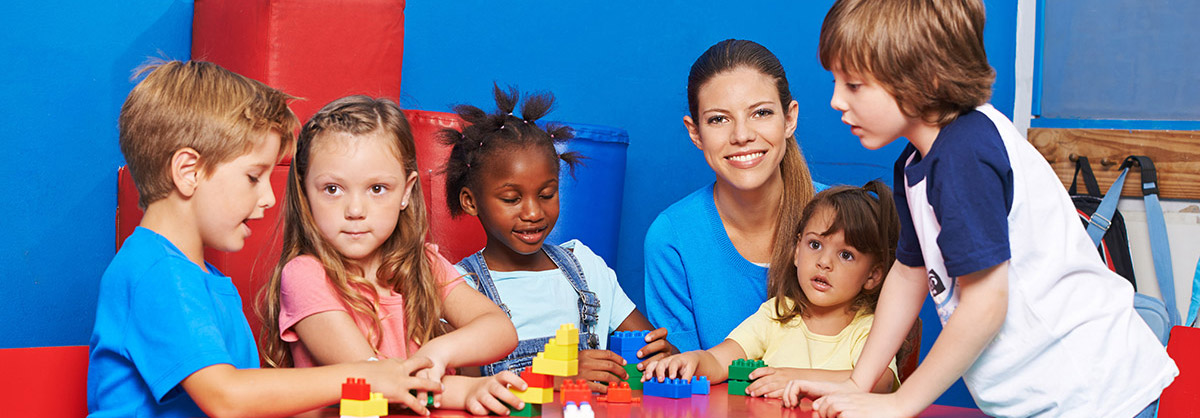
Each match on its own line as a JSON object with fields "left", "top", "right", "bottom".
{"left": 894, "top": 104, "right": 1176, "bottom": 417}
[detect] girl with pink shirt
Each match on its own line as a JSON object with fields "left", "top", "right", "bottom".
{"left": 261, "top": 96, "right": 525, "bottom": 415}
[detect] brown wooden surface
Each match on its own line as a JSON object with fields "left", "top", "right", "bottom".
{"left": 300, "top": 383, "right": 987, "bottom": 417}
{"left": 1028, "top": 128, "right": 1200, "bottom": 200}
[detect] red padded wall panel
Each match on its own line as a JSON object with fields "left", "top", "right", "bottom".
{"left": 192, "top": 0, "right": 407, "bottom": 123}
{"left": 404, "top": 110, "right": 487, "bottom": 263}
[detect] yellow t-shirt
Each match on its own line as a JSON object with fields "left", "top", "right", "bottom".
{"left": 726, "top": 298, "right": 898, "bottom": 382}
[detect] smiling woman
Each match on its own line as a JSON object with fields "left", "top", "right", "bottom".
{"left": 644, "top": 39, "right": 825, "bottom": 352}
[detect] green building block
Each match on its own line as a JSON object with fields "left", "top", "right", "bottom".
{"left": 728, "top": 379, "right": 751, "bottom": 396}
{"left": 623, "top": 363, "right": 643, "bottom": 390}
{"left": 728, "top": 359, "right": 766, "bottom": 382}
{"left": 508, "top": 403, "right": 543, "bottom": 417}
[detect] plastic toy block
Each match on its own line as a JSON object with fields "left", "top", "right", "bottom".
{"left": 407, "top": 390, "right": 436, "bottom": 408}
{"left": 643, "top": 378, "right": 692, "bottom": 399}
{"left": 341, "top": 377, "right": 370, "bottom": 401}
{"left": 622, "top": 363, "right": 643, "bottom": 390}
{"left": 690, "top": 375, "right": 710, "bottom": 395}
{"left": 508, "top": 402, "right": 543, "bottom": 417}
{"left": 339, "top": 392, "right": 387, "bottom": 417}
{"left": 608, "top": 330, "right": 648, "bottom": 353}
{"left": 531, "top": 352, "right": 578, "bottom": 376}
{"left": 728, "top": 379, "right": 751, "bottom": 396}
{"left": 728, "top": 359, "right": 767, "bottom": 381}
{"left": 520, "top": 369, "right": 553, "bottom": 389}
{"left": 560, "top": 379, "right": 592, "bottom": 404}
{"left": 597, "top": 382, "right": 641, "bottom": 403}
{"left": 563, "top": 401, "right": 595, "bottom": 418}
{"left": 556, "top": 323, "right": 580, "bottom": 343}
{"left": 543, "top": 337, "right": 579, "bottom": 361}
{"left": 510, "top": 386, "right": 555, "bottom": 404}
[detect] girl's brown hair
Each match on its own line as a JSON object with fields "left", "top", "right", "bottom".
{"left": 687, "top": 39, "right": 817, "bottom": 287}
{"left": 818, "top": 0, "right": 995, "bottom": 126}
{"left": 767, "top": 180, "right": 900, "bottom": 324}
{"left": 260, "top": 95, "right": 441, "bottom": 367}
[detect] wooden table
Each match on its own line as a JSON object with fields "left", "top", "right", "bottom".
{"left": 303, "top": 383, "right": 987, "bottom": 417}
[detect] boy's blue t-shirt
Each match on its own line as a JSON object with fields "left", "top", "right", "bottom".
{"left": 88, "top": 227, "right": 258, "bottom": 418}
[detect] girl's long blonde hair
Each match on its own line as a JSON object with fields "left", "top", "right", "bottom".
{"left": 259, "top": 96, "right": 441, "bottom": 368}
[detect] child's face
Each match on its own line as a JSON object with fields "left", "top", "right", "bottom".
{"left": 794, "top": 206, "right": 881, "bottom": 312}
{"left": 304, "top": 131, "right": 418, "bottom": 265}
{"left": 684, "top": 67, "right": 798, "bottom": 193}
{"left": 465, "top": 147, "right": 560, "bottom": 268}
{"left": 829, "top": 68, "right": 919, "bottom": 150}
{"left": 194, "top": 130, "right": 280, "bottom": 253}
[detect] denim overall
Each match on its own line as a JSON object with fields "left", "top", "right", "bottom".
{"left": 457, "top": 244, "right": 602, "bottom": 376}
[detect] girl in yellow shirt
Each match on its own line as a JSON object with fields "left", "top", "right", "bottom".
{"left": 641, "top": 180, "right": 902, "bottom": 397}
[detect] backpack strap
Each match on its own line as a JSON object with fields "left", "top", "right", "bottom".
{"left": 1085, "top": 165, "right": 1127, "bottom": 246}
{"left": 1070, "top": 156, "right": 1103, "bottom": 197}
{"left": 1189, "top": 257, "right": 1199, "bottom": 328}
{"left": 1121, "top": 156, "right": 1180, "bottom": 327}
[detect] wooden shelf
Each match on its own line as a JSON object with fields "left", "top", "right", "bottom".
{"left": 1029, "top": 128, "right": 1200, "bottom": 200}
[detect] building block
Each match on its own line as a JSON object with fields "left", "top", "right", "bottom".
{"left": 520, "top": 369, "right": 554, "bottom": 389}
{"left": 728, "top": 359, "right": 767, "bottom": 382}
{"left": 341, "top": 377, "right": 370, "bottom": 401}
{"left": 510, "top": 386, "right": 555, "bottom": 404}
{"left": 508, "top": 402, "right": 543, "bottom": 417}
{"left": 728, "top": 379, "right": 751, "bottom": 396}
{"left": 340, "top": 392, "right": 387, "bottom": 417}
{"left": 560, "top": 379, "right": 592, "bottom": 405}
{"left": 690, "top": 376, "right": 710, "bottom": 395}
{"left": 643, "top": 378, "right": 691, "bottom": 399}
{"left": 622, "top": 363, "right": 643, "bottom": 390}
{"left": 563, "top": 401, "right": 595, "bottom": 418}
{"left": 556, "top": 323, "right": 580, "bottom": 343}
{"left": 597, "top": 382, "right": 641, "bottom": 403}
{"left": 543, "top": 337, "right": 579, "bottom": 361}
{"left": 532, "top": 352, "right": 578, "bottom": 376}
{"left": 608, "top": 330, "right": 648, "bottom": 364}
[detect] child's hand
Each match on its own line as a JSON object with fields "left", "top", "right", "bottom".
{"left": 634, "top": 328, "right": 679, "bottom": 369}
{"left": 576, "top": 349, "right": 629, "bottom": 393}
{"left": 781, "top": 378, "right": 859, "bottom": 408}
{"left": 409, "top": 352, "right": 450, "bottom": 409}
{"left": 745, "top": 367, "right": 814, "bottom": 398}
{"left": 639, "top": 351, "right": 702, "bottom": 383}
{"left": 809, "top": 391, "right": 915, "bottom": 418}
{"left": 371, "top": 357, "right": 443, "bottom": 415}
{"left": 462, "top": 371, "right": 526, "bottom": 416}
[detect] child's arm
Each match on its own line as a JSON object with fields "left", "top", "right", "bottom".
{"left": 180, "top": 357, "right": 441, "bottom": 417}
{"left": 748, "top": 366, "right": 895, "bottom": 398}
{"left": 640, "top": 339, "right": 746, "bottom": 383}
{"left": 436, "top": 372, "right": 527, "bottom": 416}
{"left": 410, "top": 283, "right": 518, "bottom": 381}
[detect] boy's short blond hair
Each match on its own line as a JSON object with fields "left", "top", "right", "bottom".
{"left": 119, "top": 60, "right": 299, "bottom": 208}
{"left": 819, "top": 0, "right": 995, "bottom": 126}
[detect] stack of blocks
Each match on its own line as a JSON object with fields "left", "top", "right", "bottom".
{"left": 727, "top": 359, "right": 766, "bottom": 396}
{"left": 340, "top": 378, "right": 388, "bottom": 418}
{"left": 609, "top": 330, "right": 648, "bottom": 390}
{"left": 508, "top": 324, "right": 583, "bottom": 417}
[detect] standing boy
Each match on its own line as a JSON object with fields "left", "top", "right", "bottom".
{"left": 784, "top": 1, "right": 1178, "bottom": 417}
{"left": 88, "top": 60, "right": 441, "bottom": 417}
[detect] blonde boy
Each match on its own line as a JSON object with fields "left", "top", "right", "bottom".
{"left": 784, "top": 1, "right": 1178, "bottom": 417}
{"left": 88, "top": 60, "right": 440, "bottom": 417}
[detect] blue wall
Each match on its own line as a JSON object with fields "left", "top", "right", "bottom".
{"left": 0, "top": 0, "right": 192, "bottom": 349}
{"left": 0, "top": 0, "right": 1016, "bottom": 409}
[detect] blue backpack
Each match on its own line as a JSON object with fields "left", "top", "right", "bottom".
{"left": 1084, "top": 156, "right": 1179, "bottom": 345}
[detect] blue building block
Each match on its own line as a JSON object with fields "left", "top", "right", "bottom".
{"left": 690, "top": 376, "right": 710, "bottom": 395}
{"left": 643, "top": 378, "right": 691, "bottom": 399}
{"left": 608, "top": 331, "right": 648, "bottom": 364}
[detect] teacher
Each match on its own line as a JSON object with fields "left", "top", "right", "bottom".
{"left": 644, "top": 39, "right": 823, "bottom": 352}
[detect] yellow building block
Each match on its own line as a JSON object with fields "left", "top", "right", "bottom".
{"left": 509, "top": 385, "right": 555, "bottom": 404}
{"left": 532, "top": 352, "right": 578, "bottom": 376}
{"left": 555, "top": 323, "right": 579, "bottom": 343}
{"left": 543, "top": 338, "right": 578, "bottom": 361}
{"left": 340, "top": 392, "right": 387, "bottom": 417}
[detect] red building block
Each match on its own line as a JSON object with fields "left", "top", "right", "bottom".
{"left": 520, "top": 369, "right": 554, "bottom": 389}
{"left": 597, "top": 382, "right": 640, "bottom": 404}
{"left": 560, "top": 379, "right": 592, "bottom": 405}
{"left": 341, "top": 378, "right": 370, "bottom": 401}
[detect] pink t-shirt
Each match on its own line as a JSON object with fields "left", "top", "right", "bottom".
{"left": 279, "top": 244, "right": 464, "bottom": 367}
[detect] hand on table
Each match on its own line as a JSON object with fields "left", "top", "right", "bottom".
{"left": 780, "top": 378, "right": 859, "bottom": 408}
{"left": 810, "top": 391, "right": 917, "bottom": 418}
{"left": 371, "top": 356, "right": 442, "bottom": 416}
{"left": 634, "top": 327, "right": 678, "bottom": 370}
{"left": 745, "top": 367, "right": 818, "bottom": 398}
{"left": 461, "top": 371, "right": 526, "bottom": 416}
{"left": 410, "top": 353, "right": 449, "bottom": 409}
{"left": 576, "top": 349, "right": 629, "bottom": 393}
{"left": 639, "top": 351, "right": 703, "bottom": 382}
